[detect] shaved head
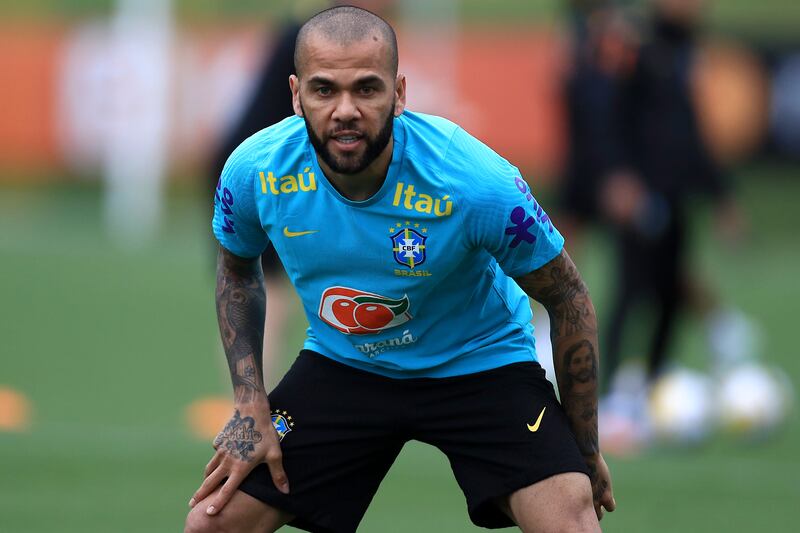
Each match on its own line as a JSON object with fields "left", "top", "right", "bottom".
{"left": 294, "top": 5, "right": 398, "bottom": 78}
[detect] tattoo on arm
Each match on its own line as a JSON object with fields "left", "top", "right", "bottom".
{"left": 216, "top": 247, "right": 266, "bottom": 404}
{"left": 515, "top": 250, "right": 600, "bottom": 456}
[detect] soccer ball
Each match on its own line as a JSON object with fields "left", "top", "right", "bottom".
{"left": 649, "top": 367, "right": 715, "bottom": 445}
{"left": 716, "top": 363, "right": 793, "bottom": 440}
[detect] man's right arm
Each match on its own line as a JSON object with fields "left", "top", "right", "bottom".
{"left": 216, "top": 247, "right": 267, "bottom": 405}
{"left": 189, "top": 247, "right": 289, "bottom": 516}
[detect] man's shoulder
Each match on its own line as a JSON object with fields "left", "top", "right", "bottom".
{"left": 398, "top": 112, "right": 522, "bottom": 211}
{"left": 226, "top": 116, "right": 308, "bottom": 175}
{"left": 399, "top": 110, "right": 461, "bottom": 136}
{"left": 406, "top": 114, "right": 517, "bottom": 188}
{"left": 239, "top": 115, "right": 307, "bottom": 158}
{"left": 398, "top": 110, "right": 461, "bottom": 160}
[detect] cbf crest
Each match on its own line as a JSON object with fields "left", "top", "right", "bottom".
{"left": 270, "top": 409, "right": 294, "bottom": 442}
{"left": 389, "top": 221, "right": 427, "bottom": 269}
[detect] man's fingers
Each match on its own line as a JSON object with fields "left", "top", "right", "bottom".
{"left": 204, "top": 452, "right": 223, "bottom": 478}
{"left": 265, "top": 448, "right": 290, "bottom": 494}
{"left": 603, "top": 492, "right": 617, "bottom": 513}
{"left": 593, "top": 487, "right": 616, "bottom": 521}
{"left": 190, "top": 466, "right": 226, "bottom": 508}
{"left": 595, "top": 501, "right": 604, "bottom": 521}
{"left": 206, "top": 473, "right": 245, "bottom": 515}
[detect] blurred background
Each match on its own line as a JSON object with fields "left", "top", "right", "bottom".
{"left": 1, "top": 0, "right": 798, "bottom": 531}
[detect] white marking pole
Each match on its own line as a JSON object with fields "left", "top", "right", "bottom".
{"left": 104, "top": 0, "right": 173, "bottom": 247}
{"left": 400, "top": 0, "right": 463, "bottom": 120}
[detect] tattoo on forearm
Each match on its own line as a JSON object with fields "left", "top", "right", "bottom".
{"left": 214, "top": 409, "right": 264, "bottom": 461}
{"left": 216, "top": 248, "right": 266, "bottom": 404}
{"left": 233, "top": 356, "right": 263, "bottom": 404}
{"left": 526, "top": 260, "right": 594, "bottom": 338}
{"left": 515, "top": 250, "right": 600, "bottom": 456}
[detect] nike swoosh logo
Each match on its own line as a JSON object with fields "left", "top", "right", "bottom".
{"left": 527, "top": 406, "right": 546, "bottom": 432}
{"left": 283, "top": 227, "right": 318, "bottom": 238}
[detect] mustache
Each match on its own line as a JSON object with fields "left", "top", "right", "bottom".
{"left": 331, "top": 124, "right": 364, "bottom": 135}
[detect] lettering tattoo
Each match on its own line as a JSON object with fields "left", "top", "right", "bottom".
{"left": 214, "top": 409, "right": 264, "bottom": 462}
{"left": 216, "top": 248, "right": 267, "bottom": 404}
{"left": 515, "top": 250, "right": 600, "bottom": 457}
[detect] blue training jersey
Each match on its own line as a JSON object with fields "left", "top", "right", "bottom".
{"left": 213, "top": 110, "right": 564, "bottom": 378}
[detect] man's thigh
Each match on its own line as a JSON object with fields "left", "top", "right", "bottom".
{"left": 185, "top": 487, "right": 292, "bottom": 533}
{"left": 237, "top": 351, "right": 407, "bottom": 533}
{"left": 504, "top": 472, "right": 599, "bottom": 533}
{"left": 414, "top": 361, "right": 590, "bottom": 529}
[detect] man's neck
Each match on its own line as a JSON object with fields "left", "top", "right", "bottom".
{"left": 319, "top": 137, "right": 394, "bottom": 202}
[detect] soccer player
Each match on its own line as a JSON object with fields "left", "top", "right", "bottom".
{"left": 186, "top": 6, "right": 615, "bottom": 533}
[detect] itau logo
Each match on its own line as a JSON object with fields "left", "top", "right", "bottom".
{"left": 319, "top": 286, "right": 412, "bottom": 335}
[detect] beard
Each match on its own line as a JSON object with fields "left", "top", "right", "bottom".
{"left": 302, "top": 102, "right": 395, "bottom": 175}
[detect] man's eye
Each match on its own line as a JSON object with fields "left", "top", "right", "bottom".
{"left": 317, "top": 87, "right": 332, "bottom": 96}
{"left": 360, "top": 87, "right": 375, "bottom": 96}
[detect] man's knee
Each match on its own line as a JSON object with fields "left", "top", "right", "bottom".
{"left": 184, "top": 506, "right": 271, "bottom": 533}
{"left": 554, "top": 494, "right": 599, "bottom": 533}
{"left": 506, "top": 472, "right": 600, "bottom": 533}
{"left": 184, "top": 493, "right": 290, "bottom": 533}
{"left": 184, "top": 505, "right": 223, "bottom": 533}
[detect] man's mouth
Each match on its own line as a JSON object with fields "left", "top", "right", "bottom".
{"left": 330, "top": 131, "right": 364, "bottom": 150}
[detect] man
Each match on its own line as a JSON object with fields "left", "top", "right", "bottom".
{"left": 186, "top": 6, "right": 615, "bottom": 533}
{"left": 600, "top": 0, "right": 742, "bottom": 387}
{"left": 557, "top": 0, "right": 634, "bottom": 248}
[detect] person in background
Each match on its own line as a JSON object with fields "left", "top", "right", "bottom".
{"left": 208, "top": 8, "right": 310, "bottom": 386}
{"left": 600, "top": 0, "right": 747, "bottom": 408}
{"left": 557, "top": 0, "right": 635, "bottom": 250}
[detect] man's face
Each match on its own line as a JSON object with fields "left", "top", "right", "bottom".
{"left": 568, "top": 345, "right": 595, "bottom": 383}
{"left": 290, "top": 33, "right": 406, "bottom": 175}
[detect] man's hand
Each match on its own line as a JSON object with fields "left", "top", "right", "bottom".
{"left": 600, "top": 170, "right": 646, "bottom": 227}
{"left": 714, "top": 197, "right": 747, "bottom": 248}
{"left": 584, "top": 452, "right": 616, "bottom": 520}
{"left": 189, "top": 403, "right": 289, "bottom": 515}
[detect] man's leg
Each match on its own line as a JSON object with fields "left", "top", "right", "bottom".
{"left": 416, "top": 362, "right": 597, "bottom": 530}
{"left": 185, "top": 487, "right": 293, "bottom": 533}
{"left": 502, "top": 472, "right": 600, "bottom": 533}
{"left": 189, "top": 352, "right": 406, "bottom": 532}
{"left": 602, "top": 231, "right": 642, "bottom": 390}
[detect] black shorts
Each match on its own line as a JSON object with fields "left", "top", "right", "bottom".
{"left": 239, "top": 351, "right": 589, "bottom": 533}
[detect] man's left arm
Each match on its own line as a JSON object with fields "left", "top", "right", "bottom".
{"left": 515, "top": 249, "right": 616, "bottom": 520}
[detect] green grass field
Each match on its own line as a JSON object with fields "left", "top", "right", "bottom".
{"left": 1, "top": 162, "right": 798, "bottom": 532}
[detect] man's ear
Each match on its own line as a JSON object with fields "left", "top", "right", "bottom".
{"left": 393, "top": 74, "right": 406, "bottom": 117}
{"left": 289, "top": 75, "right": 303, "bottom": 117}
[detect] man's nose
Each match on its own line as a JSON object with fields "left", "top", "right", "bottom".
{"left": 332, "top": 92, "right": 360, "bottom": 122}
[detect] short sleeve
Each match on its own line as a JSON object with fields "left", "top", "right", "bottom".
{"left": 446, "top": 128, "right": 564, "bottom": 278}
{"left": 212, "top": 146, "right": 270, "bottom": 259}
